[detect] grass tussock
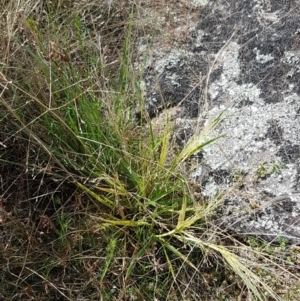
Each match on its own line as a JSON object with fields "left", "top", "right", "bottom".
{"left": 1, "top": 1, "right": 300, "bottom": 300}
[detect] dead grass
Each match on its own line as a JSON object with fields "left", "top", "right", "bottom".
{"left": 1, "top": 1, "right": 300, "bottom": 301}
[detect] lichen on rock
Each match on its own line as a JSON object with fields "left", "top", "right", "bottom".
{"left": 138, "top": 0, "right": 300, "bottom": 244}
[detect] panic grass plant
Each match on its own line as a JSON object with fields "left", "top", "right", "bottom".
{"left": 1, "top": 1, "right": 300, "bottom": 300}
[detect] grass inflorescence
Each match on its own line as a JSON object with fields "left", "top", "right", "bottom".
{"left": 1, "top": 1, "right": 300, "bottom": 300}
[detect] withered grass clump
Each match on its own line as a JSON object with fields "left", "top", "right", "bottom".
{"left": 1, "top": 1, "right": 300, "bottom": 300}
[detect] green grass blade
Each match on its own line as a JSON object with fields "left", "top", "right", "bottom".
{"left": 99, "top": 238, "right": 117, "bottom": 282}
{"left": 75, "top": 182, "right": 114, "bottom": 209}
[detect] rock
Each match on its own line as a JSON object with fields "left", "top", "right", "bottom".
{"left": 138, "top": 0, "right": 300, "bottom": 244}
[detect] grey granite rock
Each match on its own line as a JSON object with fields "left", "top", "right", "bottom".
{"left": 138, "top": 0, "right": 300, "bottom": 244}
